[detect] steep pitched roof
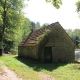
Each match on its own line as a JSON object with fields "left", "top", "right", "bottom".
{"left": 18, "top": 22, "right": 58, "bottom": 46}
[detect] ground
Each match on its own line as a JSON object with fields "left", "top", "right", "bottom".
{"left": 0, "top": 65, "right": 55, "bottom": 80}
{"left": 0, "top": 49, "right": 80, "bottom": 80}
{"left": 0, "top": 66, "right": 23, "bottom": 80}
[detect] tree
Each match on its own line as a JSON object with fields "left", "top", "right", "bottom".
{"left": 0, "top": 0, "right": 24, "bottom": 55}
{"left": 73, "top": 29, "right": 80, "bottom": 38}
{"left": 66, "top": 29, "right": 80, "bottom": 48}
{"left": 41, "top": 23, "right": 49, "bottom": 27}
{"left": 76, "top": 0, "right": 80, "bottom": 12}
{"left": 35, "top": 22, "right": 40, "bottom": 29}
{"left": 71, "top": 36, "right": 79, "bottom": 47}
{"left": 66, "top": 29, "right": 73, "bottom": 37}
{"left": 3, "top": 14, "right": 31, "bottom": 54}
{"left": 46, "top": 0, "right": 62, "bottom": 9}
{"left": 36, "top": 22, "right": 40, "bottom": 27}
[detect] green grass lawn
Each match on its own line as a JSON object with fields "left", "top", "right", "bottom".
{"left": 0, "top": 55, "right": 80, "bottom": 80}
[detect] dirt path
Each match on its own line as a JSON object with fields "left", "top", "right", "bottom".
{"left": 0, "top": 66, "right": 23, "bottom": 80}
{"left": 0, "top": 66, "right": 55, "bottom": 80}
{"left": 0, "top": 59, "right": 55, "bottom": 80}
{"left": 38, "top": 72, "right": 55, "bottom": 80}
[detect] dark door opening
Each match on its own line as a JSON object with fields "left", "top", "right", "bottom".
{"left": 44, "top": 47, "right": 52, "bottom": 63}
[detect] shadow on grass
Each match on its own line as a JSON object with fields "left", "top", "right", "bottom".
{"left": 15, "top": 56, "right": 69, "bottom": 72}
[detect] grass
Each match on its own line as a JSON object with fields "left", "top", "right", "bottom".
{"left": 0, "top": 55, "right": 42, "bottom": 80}
{"left": 0, "top": 55, "right": 80, "bottom": 80}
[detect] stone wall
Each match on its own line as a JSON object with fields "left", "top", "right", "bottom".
{"left": 44, "top": 24, "right": 75, "bottom": 62}
{"left": 18, "top": 46, "right": 38, "bottom": 59}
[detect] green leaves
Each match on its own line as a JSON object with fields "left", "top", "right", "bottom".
{"left": 46, "top": 0, "right": 62, "bottom": 9}
{"left": 76, "top": 0, "right": 80, "bottom": 12}
{"left": 0, "top": 0, "right": 31, "bottom": 53}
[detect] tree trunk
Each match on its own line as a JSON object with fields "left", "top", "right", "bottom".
{"left": 0, "top": 0, "right": 7, "bottom": 56}
{"left": 0, "top": 49, "right": 3, "bottom": 56}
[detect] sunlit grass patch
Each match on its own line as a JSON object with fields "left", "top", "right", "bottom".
{"left": 40, "top": 63, "right": 80, "bottom": 80}
{"left": 54, "top": 67, "right": 79, "bottom": 80}
{"left": 0, "top": 55, "right": 42, "bottom": 80}
{"left": 0, "top": 55, "right": 80, "bottom": 80}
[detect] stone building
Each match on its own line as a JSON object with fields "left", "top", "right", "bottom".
{"left": 18, "top": 22, "right": 75, "bottom": 63}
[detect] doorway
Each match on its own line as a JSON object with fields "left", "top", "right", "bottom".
{"left": 44, "top": 47, "right": 52, "bottom": 63}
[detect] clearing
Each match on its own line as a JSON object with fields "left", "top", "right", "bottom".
{"left": 0, "top": 59, "right": 55, "bottom": 80}
{"left": 0, "top": 51, "right": 80, "bottom": 80}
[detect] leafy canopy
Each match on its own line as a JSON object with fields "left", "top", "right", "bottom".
{"left": 76, "top": 0, "right": 80, "bottom": 12}
{"left": 46, "top": 0, "right": 62, "bottom": 9}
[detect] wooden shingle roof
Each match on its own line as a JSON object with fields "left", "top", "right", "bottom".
{"left": 18, "top": 22, "right": 58, "bottom": 46}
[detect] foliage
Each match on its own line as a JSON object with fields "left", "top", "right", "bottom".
{"left": 35, "top": 22, "right": 40, "bottom": 27}
{"left": 66, "top": 29, "right": 73, "bottom": 37}
{"left": 35, "top": 22, "right": 41, "bottom": 29}
{"left": 0, "top": 0, "right": 31, "bottom": 54}
{"left": 30, "top": 22, "right": 41, "bottom": 30}
{"left": 76, "top": 0, "right": 80, "bottom": 18}
{"left": 78, "top": 39, "right": 80, "bottom": 48}
{"left": 41, "top": 23, "right": 49, "bottom": 27}
{"left": 46, "top": 0, "right": 62, "bottom": 9}
{"left": 71, "top": 36, "right": 79, "bottom": 47}
{"left": 7, "top": 16, "right": 31, "bottom": 54}
{"left": 76, "top": 0, "right": 80, "bottom": 12}
{"left": 66, "top": 29, "right": 80, "bottom": 48}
